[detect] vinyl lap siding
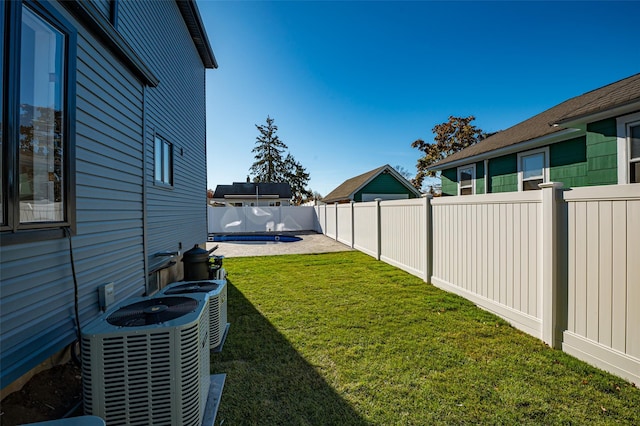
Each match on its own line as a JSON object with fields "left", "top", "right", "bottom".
{"left": 355, "top": 174, "right": 415, "bottom": 201}
{"left": 440, "top": 168, "right": 457, "bottom": 196}
{"left": 550, "top": 136, "right": 588, "bottom": 188}
{"left": 0, "top": 5, "right": 145, "bottom": 388}
{"left": 475, "top": 161, "right": 485, "bottom": 194}
{"left": 118, "top": 0, "right": 208, "bottom": 255}
{"left": 442, "top": 133, "right": 609, "bottom": 196}
{"left": 74, "top": 26, "right": 145, "bottom": 301}
{"left": 89, "top": 0, "right": 111, "bottom": 20}
{"left": 488, "top": 154, "right": 518, "bottom": 193}
{"left": 586, "top": 118, "right": 618, "bottom": 186}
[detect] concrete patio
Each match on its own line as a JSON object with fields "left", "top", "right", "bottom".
{"left": 205, "top": 231, "right": 352, "bottom": 258}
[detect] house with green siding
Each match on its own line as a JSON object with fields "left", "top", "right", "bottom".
{"left": 323, "top": 164, "right": 421, "bottom": 204}
{"left": 428, "top": 74, "right": 640, "bottom": 195}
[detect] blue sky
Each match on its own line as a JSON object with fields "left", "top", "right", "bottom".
{"left": 199, "top": 0, "right": 640, "bottom": 197}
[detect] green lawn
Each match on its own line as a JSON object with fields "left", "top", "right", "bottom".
{"left": 211, "top": 251, "right": 639, "bottom": 425}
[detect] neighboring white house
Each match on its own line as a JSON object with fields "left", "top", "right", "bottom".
{"left": 210, "top": 182, "right": 292, "bottom": 207}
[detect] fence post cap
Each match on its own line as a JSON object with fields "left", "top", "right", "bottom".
{"left": 538, "top": 182, "right": 564, "bottom": 189}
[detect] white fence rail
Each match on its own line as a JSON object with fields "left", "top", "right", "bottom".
{"left": 315, "top": 184, "right": 640, "bottom": 386}
{"left": 207, "top": 206, "right": 318, "bottom": 234}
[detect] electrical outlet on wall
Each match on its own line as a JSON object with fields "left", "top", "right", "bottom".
{"left": 98, "top": 282, "right": 115, "bottom": 312}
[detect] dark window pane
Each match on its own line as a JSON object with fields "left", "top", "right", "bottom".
{"left": 459, "top": 168, "right": 473, "bottom": 187}
{"left": 460, "top": 187, "right": 473, "bottom": 195}
{"left": 154, "top": 137, "right": 173, "bottom": 185}
{"left": 163, "top": 141, "right": 171, "bottom": 184}
{"left": 154, "top": 137, "right": 162, "bottom": 181}
{"left": 523, "top": 179, "right": 543, "bottom": 191}
{"left": 630, "top": 125, "right": 640, "bottom": 160}
{"left": 19, "top": 7, "right": 65, "bottom": 223}
{"left": 631, "top": 161, "right": 640, "bottom": 184}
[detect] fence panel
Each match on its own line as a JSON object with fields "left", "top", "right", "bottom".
{"left": 279, "top": 206, "right": 318, "bottom": 231}
{"left": 336, "top": 204, "right": 353, "bottom": 246}
{"left": 325, "top": 204, "right": 337, "bottom": 239}
{"left": 353, "top": 202, "right": 378, "bottom": 258}
{"left": 207, "top": 206, "right": 317, "bottom": 234}
{"left": 430, "top": 192, "right": 543, "bottom": 338}
{"left": 314, "top": 185, "right": 640, "bottom": 386}
{"left": 315, "top": 205, "right": 326, "bottom": 234}
{"left": 379, "top": 199, "right": 426, "bottom": 278}
{"left": 562, "top": 184, "right": 640, "bottom": 385}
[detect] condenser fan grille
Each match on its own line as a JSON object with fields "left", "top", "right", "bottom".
{"left": 164, "top": 281, "right": 220, "bottom": 295}
{"left": 107, "top": 297, "right": 198, "bottom": 327}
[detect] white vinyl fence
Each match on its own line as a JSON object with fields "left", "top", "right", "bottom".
{"left": 380, "top": 199, "right": 429, "bottom": 279}
{"left": 336, "top": 204, "right": 353, "bottom": 246}
{"left": 315, "top": 184, "right": 640, "bottom": 386}
{"left": 352, "top": 201, "right": 379, "bottom": 258}
{"left": 561, "top": 185, "right": 640, "bottom": 384}
{"left": 207, "top": 206, "right": 319, "bottom": 234}
{"left": 431, "top": 191, "right": 544, "bottom": 339}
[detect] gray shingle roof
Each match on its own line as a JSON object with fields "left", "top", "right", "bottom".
{"left": 213, "top": 182, "right": 292, "bottom": 198}
{"left": 428, "top": 73, "right": 640, "bottom": 170}
{"left": 323, "top": 165, "right": 389, "bottom": 203}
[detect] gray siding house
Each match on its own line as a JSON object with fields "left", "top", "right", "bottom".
{"left": 0, "top": 0, "right": 216, "bottom": 392}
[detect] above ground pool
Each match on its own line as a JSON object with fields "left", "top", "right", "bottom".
{"left": 212, "top": 234, "right": 302, "bottom": 243}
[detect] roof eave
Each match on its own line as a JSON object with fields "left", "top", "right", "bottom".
{"left": 426, "top": 128, "right": 583, "bottom": 171}
{"left": 176, "top": 0, "right": 218, "bottom": 69}
{"left": 382, "top": 165, "right": 422, "bottom": 196}
{"left": 553, "top": 100, "right": 640, "bottom": 128}
{"left": 352, "top": 165, "right": 421, "bottom": 198}
{"left": 62, "top": 1, "right": 160, "bottom": 86}
{"left": 223, "top": 194, "right": 282, "bottom": 199}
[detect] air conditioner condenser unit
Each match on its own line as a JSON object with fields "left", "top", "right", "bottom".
{"left": 81, "top": 293, "right": 211, "bottom": 426}
{"left": 162, "top": 279, "right": 228, "bottom": 350}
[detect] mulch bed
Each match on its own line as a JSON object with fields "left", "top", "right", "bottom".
{"left": 1, "top": 361, "right": 82, "bottom": 426}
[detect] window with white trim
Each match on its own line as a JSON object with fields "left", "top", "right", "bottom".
{"left": 154, "top": 136, "right": 173, "bottom": 186}
{"left": 518, "top": 148, "right": 549, "bottom": 191}
{"left": 457, "top": 165, "right": 475, "bottom": 195}
{"left": 617, "top": 112, "right": 640, "bottom": 184}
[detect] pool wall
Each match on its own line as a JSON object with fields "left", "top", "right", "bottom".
{"left": 212, "top": 234, "right": 302, "bottom": 243}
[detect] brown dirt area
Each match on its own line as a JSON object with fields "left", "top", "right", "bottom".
{"left": 0, "top": 361, "right": 82, "bottom": 426}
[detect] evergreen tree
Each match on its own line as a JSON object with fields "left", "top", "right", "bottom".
{"left": 283, "top": 153, "right": 311, "bottom": 205}
{"left": 249, "top": 116, "right": 312, "bottom": 204}
{"left": 250, "top": 116, "right": 288, "bottom": 182}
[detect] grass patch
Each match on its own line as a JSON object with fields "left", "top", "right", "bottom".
{"left": 211, "top": 251, "right": 639, "bottom": 425}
